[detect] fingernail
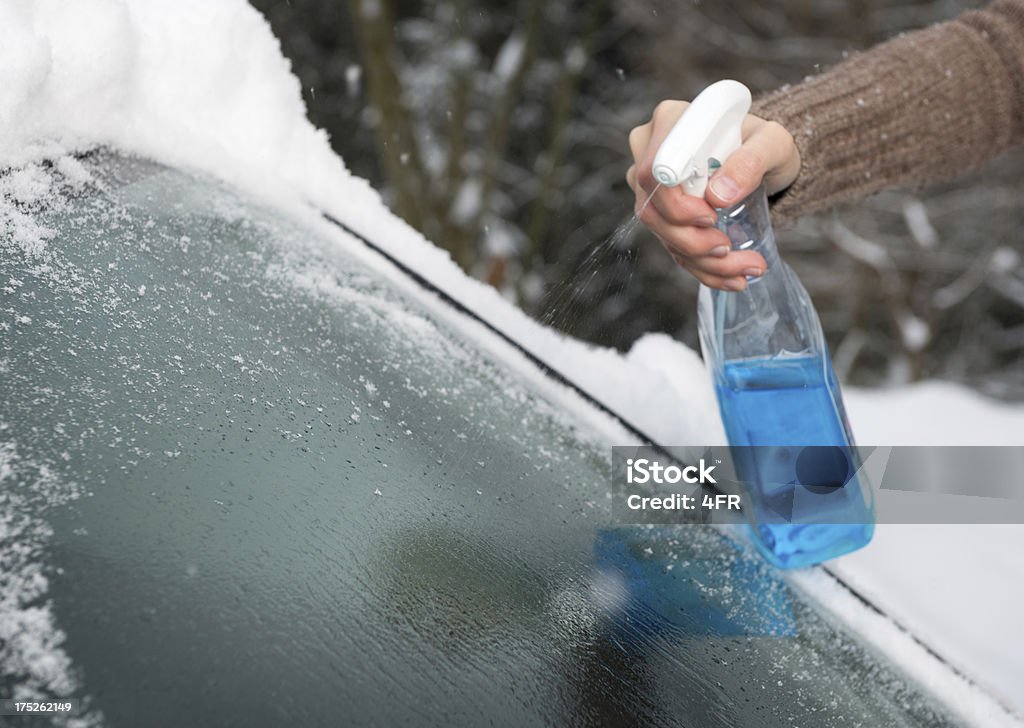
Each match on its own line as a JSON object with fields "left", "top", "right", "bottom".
{"left": 724, "top": 277, "right": 746, "bottom": 291}
{"left": 710, "top": 246, "right": 730, "bottom": 257}
{"left": 695, "top": 216, "right": 716, "bottom": 227}
{"left": 709, "top": 174, "right": 740, "bottom": 203}
{"left": 743, "top": 267, "right": 764, "bottom": 278}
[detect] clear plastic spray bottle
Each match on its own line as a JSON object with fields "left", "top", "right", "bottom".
{"left": 652, "top": 80, "right": 874, "bottom": 568}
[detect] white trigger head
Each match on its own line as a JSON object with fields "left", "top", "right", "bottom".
{"left": 651, "top": 80, "right": 751, "bottom": 197}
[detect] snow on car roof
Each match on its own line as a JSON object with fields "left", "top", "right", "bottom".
{"left": 1, "top": 1, "right": 1022, "bottom": 724}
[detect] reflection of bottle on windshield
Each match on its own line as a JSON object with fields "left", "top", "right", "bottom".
{"left": 592, "top": 527, "right": 797, "bottom": 637}
{"left": 652, "top": 81, "right": 874, "bottom": 568}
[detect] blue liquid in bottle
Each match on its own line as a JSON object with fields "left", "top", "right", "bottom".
{"left": 699, "top": 185, "right": 874, "bottom": 569}
{"left": 716, "top": 357, "right": 874, "bottom": 568}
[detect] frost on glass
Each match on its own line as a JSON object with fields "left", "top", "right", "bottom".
{"left": 0, "top": 154, "right": 957, "bottom": 727}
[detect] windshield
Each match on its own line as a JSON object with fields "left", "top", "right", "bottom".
{"left": 0, "top": 154, "right": 957, "bottom": 727}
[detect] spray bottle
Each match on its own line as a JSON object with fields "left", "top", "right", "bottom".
{"left": 652, "top": 80, "right": 874, "bottom": 569}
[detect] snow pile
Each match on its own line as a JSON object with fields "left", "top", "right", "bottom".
{"left": 621, "top": 333, "right": 725, "bottom": 444}
{"left": 0, "top": 0, "right": 355, "bottom": 219}
{"left": 3, "top": 0, "right": 1021, "bottom": 724}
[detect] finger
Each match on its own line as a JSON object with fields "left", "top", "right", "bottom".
{"left": 649, "top": 185, "right": 717, "bottom": 226}
{"left": 651, "top": 217, "right": 769, "bottom": 276}
{"left": 639, "top": 211, "right": 731, "bottom": 258}
{"left": 684, "top": 265, "right": 750, "bottom": 292}
{"left": 667, "top": 247, "right": 749, "bottom": 286}
{"left": 628, "top": 165, "right": 652, "bottom": 217}
{"left": 706, "top": 120, "right": 798, "bottom": 208}
{"left": 630, "top": 166, "right": 653, "bottom": 219}
{"left": 628, "top": 124, "right": 651, "bottom": 164}
{"left": 682, "top": 249, "right": 768, "bottom": 279}
{"left": 664, "top": 245, "right": 751, "bottom": 291}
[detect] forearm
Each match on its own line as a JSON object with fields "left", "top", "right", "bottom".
{"left": 752, "top": 0, "right": 1024, "bottom": 225}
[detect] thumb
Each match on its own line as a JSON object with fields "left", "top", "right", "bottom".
{"left": 705, "top": 146, "right": 767, "bottom": 209}
{"left": 705, "top": 120, "right": 796, "bottom": 208}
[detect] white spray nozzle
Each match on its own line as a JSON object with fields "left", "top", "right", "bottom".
{"left": 651, "top": 80, "right": 752, "bottom": 197}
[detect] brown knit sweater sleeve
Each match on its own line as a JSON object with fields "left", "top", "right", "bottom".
{"left": 751, "top": 0, "right": 1024, "bottom": 225}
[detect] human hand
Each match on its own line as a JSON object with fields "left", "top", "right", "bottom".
{"left": 626, "top": 100, "right": 800, "bottom": 290}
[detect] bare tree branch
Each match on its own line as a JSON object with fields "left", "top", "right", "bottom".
{"left": 346, "top": 0, "right": 432, "bottom": 233}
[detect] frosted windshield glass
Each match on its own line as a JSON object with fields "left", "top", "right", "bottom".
{"left": 0, "top": 154, "right": 956, "bottom": 727}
